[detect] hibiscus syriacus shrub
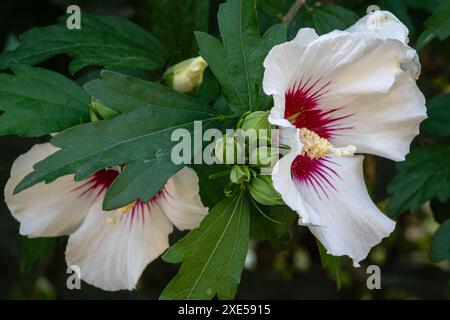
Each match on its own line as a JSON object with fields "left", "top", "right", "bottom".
{"left": 1, "top": 0, "right": 450, "bottom": 299}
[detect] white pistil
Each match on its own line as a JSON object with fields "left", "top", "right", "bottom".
{"left": 329, "top": 145, "right": 357, "bottom": 157}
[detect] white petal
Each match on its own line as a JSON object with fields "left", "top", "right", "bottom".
{"left": 293, "top": 31, "right": 405, "bottom": 100}
{"left": 263, "top": 28, "right": 318, "bottom": 127}
{"left": 347, "top": 10, "right": 420, "bottom": 79}
{"left": 159, "top": 167, "right": 208, "bottom": 230}
{"left": 347, "top": 10, "right": 409, "bottom": 44}
{"left": 65, "top": 199, "right": 173, "bottom": 291}
{"left": 330, "top": 72, "right": 427, "bottom": 161}
{"left": 4, "top": 144, "right": 93, "bottom": 237}
{"left": 268, "top": 95, "right": 294, "bottom": 128}
{"left": 272, "top": 152, "right": 321, "bottom": 226}
{"left": 285, "top": 155, "right": 395, "bottom": 264}
{"left": 402, "top": 47, "right": 421, "bottom": 80}
{"left": 277, "top": 127, "right": 303, "bottom": 154}
{"left": 263, "top": 28, "right": 319, "bottom": 96}
{"left": 265, "top": 30, "right": 407, "bottom": 127}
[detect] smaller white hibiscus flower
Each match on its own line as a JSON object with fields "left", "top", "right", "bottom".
{"left": 263, "top": 10, "right": 427, "bottom": 265}
{"left": 4, "top": 143, "right": 208, "bottom": 291}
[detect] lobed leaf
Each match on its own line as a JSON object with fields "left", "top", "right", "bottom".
{"left": 161, "top": 191, "right": 250, "bottom": 300}
{"left": 196, "top": 0, "right": 286, "bottom": 116}
{"left": 388, "top": 144, "right": 450, "bottom": 216}
{"left": 14, "top": 72, "right": 219, "bottom": 210}
{"left": 0, "top": 13, "right": 166, "bottom": 74}
{"left": 0, "top": 64, "right": 90, "bottom": 137}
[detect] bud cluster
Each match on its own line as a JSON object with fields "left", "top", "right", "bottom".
{"left": 212, "top": 111, "right": 284, "bottom": 207}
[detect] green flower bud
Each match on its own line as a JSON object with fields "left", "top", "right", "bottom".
{"left": 89, "top": 99, "right": 118, "bottom": 122}
{"left": 241, "top": 111, "right": 273, "bottom": 133}
{"left": 249, "top": 175, "right": 284, "bottom": 206}
{"left": 214, "top": 135, "right": 244, "bottom": 164}
{"left": 163, "top": 56, "right": 208, "bottom": 94}
{"left": 230, "top": 165, "right": 252, "bottom": 184}
{"left": 249, "top": 147, "right": 280, "bottom": 167}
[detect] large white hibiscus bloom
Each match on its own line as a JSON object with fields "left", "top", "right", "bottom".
{"left": 4, "top": 143, "right": 208, "bottom": 290}
{"left": 263, "top": 11, "right": 426, "bottom": 265}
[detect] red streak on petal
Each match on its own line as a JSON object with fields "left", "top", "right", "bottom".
{"left": 291, "top": 155, "right": 339, "bottom": 199}
{"left": 124, "top": 189, "right": 166, "bottom": 227}
{"left": 284, "top": 78, "right": 353, "bottom": 139}
{"left": 73, "top": 169, "right": 169, "bottom": 227}
{"left": 72, "top": 169, "right": 119, "bottom": 200}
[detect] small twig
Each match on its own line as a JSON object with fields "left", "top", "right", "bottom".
{"left": 282, "top": 0, "right": 305, "bottom": 26}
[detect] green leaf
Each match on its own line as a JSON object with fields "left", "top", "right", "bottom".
{"left": 13, "top": 86, "right": 218, "bottom": 209}
{"left": 430, "top": 219, "right": 450, "bottom": 262}
{"left": 2, "top": 33, "right": 20, "bottom": 52}
{"left": 388, "top": 144, "right": 450, "bottom": 216}
{"left": 406, "top": 0, "right": 440, "bottom": 13}
{"left": 0, "top": 13, "right": 166, "bottom": 74}
{"left": 192, "top": 164, "right": 228, "bottom": 208}
{"left": 422, "top": 93, "right": 450, "bottom": 137}
{"left": 20, "top": 237, "right": 55, "bottom": 273}
{"left": 288, "top": 4, "right": 358, "bottom": 38}
{"left": 0, "top": 64, "right": 90, "bottom": 137}
{"left": 317, "top": 240, "right": 342, "bottom": 290}
{"left": 145, "top": 0, "right": 210, "bottom": 64}
{"left": 83, "top": 70, "right": 218, "bottom": 209}
{"left": 250, "top": 204, "right": 296, "bottom": 242}
{"left": 196, "top": 0, "right": 286, "bottom": 116}
{"left": 161, "top": 191, "right": 250, "bottom": 300}
{"left": 196, "top": 69, "right": 221, "bottom": 105}
{"left": 416, "top": 1, "right": 450, "bottom": 51}
{"left": 104, "top": 155, "right": 182, "bottom": 210}
{"left": 430, "top": 198, "right": 450, "bottom": 224}
{"left": 259, "top": 0, "right": 287, "bottom": 20}
{"left": 84, "top": 70, "right": 212, "bottom": 114}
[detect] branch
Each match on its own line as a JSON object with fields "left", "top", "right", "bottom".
{"left": 282, "top": 0, "right": 305, "bottom": 26}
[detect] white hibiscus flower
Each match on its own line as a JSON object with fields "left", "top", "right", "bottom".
{"left": 263, "top": 10, "right": 427, "bottom": 265}
{"left": 4, "top": 143, "right": 208, "bottom": 291}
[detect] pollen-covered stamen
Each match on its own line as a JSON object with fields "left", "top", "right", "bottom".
{"left": 299, "top": 128, "right": 356, "bottom": 159}
{"left": 299, "top": 128, "right": 331, "bottom": 159}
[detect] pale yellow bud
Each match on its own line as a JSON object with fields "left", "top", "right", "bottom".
{"left": 163, "top": 56, "right": 208, "bottom": 94}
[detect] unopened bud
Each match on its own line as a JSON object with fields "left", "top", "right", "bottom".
{"left": 230, "top": 165, "right": 252, "bottom": 184}
{"left": 241, "top": 111, "right": 272, "bottom": 131}
{"left": 249, "top": 175, "right": 284, "bottom": 206}
{"left": 214, "top": 135, "right": 244, "bottom": 164}
{"left": 249, "top": 147, "right": 279, "bottom": 167}
{"left": 163, "top": 56, "right": 208, "bottom": 94}
{"left": 89, "top": 99, "right": 118, "bottom": 122}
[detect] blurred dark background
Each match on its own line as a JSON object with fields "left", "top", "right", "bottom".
{"left": 0, "top": 0, "right": 449, "bottom": 299}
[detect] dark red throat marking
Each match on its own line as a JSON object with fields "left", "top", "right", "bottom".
{"left": 73, "top": 169, "right": 119, "bottom": 199}
{"left": 125, "top": 190, "right": 166, "bottom": 226}
{"left": 284, "top": 78, "right": 353, "bottom": 139}
{"left": 291, "top": 155, "right": 339, "bottom": 199}
{"left": 73, "top": 169, "right": 167, "bottom": 226}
